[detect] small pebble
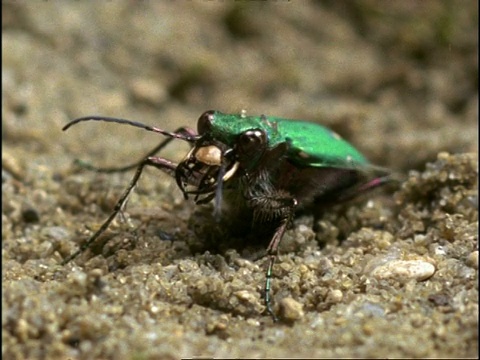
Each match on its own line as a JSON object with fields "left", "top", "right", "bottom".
{"left": 466, "top": 251, "right": 478, "bottom": 269}
{"left": 370, "top": 259, "right": 436, "bottom": 281}
{"left": 234, "top": 290, "right": 256, "bottom": 303}
{"left": 278, "top": 297, "right": 304, "bottom": 322}
{"left": 326, "top": 289, "right": 343, "bottom": 303}
{"left": 41, "top": 226, "right": 70, "bottom": 241}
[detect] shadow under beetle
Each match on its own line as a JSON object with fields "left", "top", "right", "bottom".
{"left": 61, "top": 110, "right": 392, "bottom": 321}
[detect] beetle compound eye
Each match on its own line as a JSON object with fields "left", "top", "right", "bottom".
{"left": 235, "top": 129, "right": 268, "bottom": 167}
{"left": 238, "top": 129, "right": 266, "bottom": 150}
{"left": 197, "top": 110, "right": 215, "bottom": 135}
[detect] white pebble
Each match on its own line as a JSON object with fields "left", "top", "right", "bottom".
{"left": 371, "top": 260, "right": 435, "bottom": 281}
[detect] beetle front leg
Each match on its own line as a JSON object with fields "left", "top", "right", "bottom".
{"left": 61, "top": 156, "right": 178, "bottom": 265}
{"left": 262, "top": 198, "right": 297, "bottom": 322}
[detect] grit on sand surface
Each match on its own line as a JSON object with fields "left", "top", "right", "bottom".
{"left": 2, "top": 2, "right": 478, "bottom": 359}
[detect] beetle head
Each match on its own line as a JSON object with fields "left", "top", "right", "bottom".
{"left": 176, "top": 110, "right": 270, "bottom": 208}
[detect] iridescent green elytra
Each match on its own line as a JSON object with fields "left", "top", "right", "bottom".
{"left": 203, "top": 111, "right": 368, "bottom": 168}
{"left": 61, "top": 110, "right": 390, "bottom": 322}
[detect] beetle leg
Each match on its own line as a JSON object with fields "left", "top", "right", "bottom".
{"left": 264, "top": 212, "right": 290, "bottom": 321}
{"left": 243, "top": 171, "right": 298, "bottom": 321}
{"left": 61, "top": 156, "right": 178, "bottom": 265}
{"left": 355, "top": 174, "right": 394, "bottom": 193}
{"left": 262, "top": 197, "right": 297, "bottom": 322}
{"left": 335, "top": 172, "right": 394, "bottom": 202}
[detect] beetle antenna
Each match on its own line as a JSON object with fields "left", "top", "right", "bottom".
{"left": 63, "top": 116, "right": 200, "bottom": 142}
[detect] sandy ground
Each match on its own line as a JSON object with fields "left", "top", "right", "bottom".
{"left": 2, "top": 1, "right": 478, "bottom": 359}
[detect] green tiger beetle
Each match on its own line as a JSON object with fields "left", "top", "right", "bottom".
{"left": 61, "top": 110, "right": 392, "bottom": 321}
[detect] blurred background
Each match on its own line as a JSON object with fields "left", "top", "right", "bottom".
{"left": 3, "top": 1, "right": 477, "bottom": 174}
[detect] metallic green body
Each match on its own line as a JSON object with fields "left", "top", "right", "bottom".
{"left": 207, "top": 111, "right": 368, "bottom": 168}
